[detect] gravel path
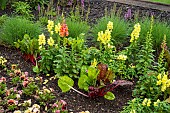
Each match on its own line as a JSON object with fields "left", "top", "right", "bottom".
{"left": 107, "top": 0, "right": 170, "bottom": 12}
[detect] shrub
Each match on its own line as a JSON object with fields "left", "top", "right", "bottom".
{"left": 92, "top": 16, "right": 129, "bottom": 47}
{"left": 0, "top": 17, "right": 42, "bottom": 46}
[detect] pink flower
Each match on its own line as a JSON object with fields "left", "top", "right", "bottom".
{"left": 52, "top": 103, "right": 58, "bottom": 108}
{"left": 60, "top": 100, "right": 67, "bottom": 110}
{"left": 24, "top": 72, "right": 29, "bottom": 76}
{"left": 8, "top": 99, "right": 16, "bottom": 105}
{"left": 23, "top": 81, "right": 29, "bottom": 87}
{"left": 18, "top": 90, "right": 23, "bottom": 95}
{"left": 6, "top": 90, "right": 10, "bottom": 96}
{"left": 0, "top": 77, "right": 6, "bottom": 83}
{"left": 55, "top": 110, "right": 60, "bottom": 113}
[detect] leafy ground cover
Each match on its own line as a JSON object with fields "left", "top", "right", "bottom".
{"left": 0, "top": 0, "right": 170, "bottom": 113}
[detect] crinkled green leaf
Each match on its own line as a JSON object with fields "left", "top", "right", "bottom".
{"left": 104, "top": 92, "right": 115, "bottom": 100}
{"left": 58, "top": 76, "right": 74, "bottom": 92}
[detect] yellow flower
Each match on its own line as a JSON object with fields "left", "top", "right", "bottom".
{"left": 161, "top": 84, "right": 166, "bottom": 92}
{"left": 130, "top": 23, "right": 141, "bottom": 42}
{"left": 147, "top": 99, "right": 151, "bottom": 107}
{"left": 14, "top": 110, "right": 22, "bottom": 113}
{"left": 154, "top": 99, "right": 160, "bottom": 107}
{"left": 91, "top": 58, "right": 97, "bottom": 67}
{"left": 142, "top": 98, "right": 147, "bottom": 106}
{"left": 47, "top": 20, "right": 54, "bottom": 32}
{"left": 0, "top": 56, "right": 7, "bottom": 66}
{"left": 47, "top": 37, "right": 54, "bottom": 46}
{"left": 117, "top": 54, "right": 127, "bottom": 60}
{"left": 156, "top": 80, "right": 162, "bottom": 85}
{"left": 130, "top": 110, "right": 136, "bottom": 113}
{"left": 167, "top": 80, "right": 170, "bottom": 87}
{"left": 38, "top": 33, "right": 46, "bottom": 45}
{"left": 162, "top": 73, "right": 168, "bottom": 83}
{"left": 32, "top": 104, "right": 40, "bottom": 109}
{"left": 157, "top": 73, "right": 162, "bottom": 80}
{"left": 55, "top": 23, "right": 61, "bottom": 34}
{"left": 97, "top": 30, "right": 111, "bottom": 45}
{"left": 24, "top": 108, "right": 32, "bottom": 113}
{"left": 43, "top": 88, "right": 51, "bottom": 94}
{"left": 107, "top": 21, "right": 113, "bottom": 31}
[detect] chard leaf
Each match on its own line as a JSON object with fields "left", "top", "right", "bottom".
{"left": 78, "top": 74, "right": 89, "bottom": 91}
{"left": 104, "top": 92, "right": 115, "bottom": 100}
{"left": 58, "top": 76, "right": 74, "bottom": 92}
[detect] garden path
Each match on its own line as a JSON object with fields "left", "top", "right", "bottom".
{"left": 107, "top": 0, "right": 170, "bottom": 12}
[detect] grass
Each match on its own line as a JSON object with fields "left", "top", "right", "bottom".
{"left": 149, "top": 0, "right": 170, "bottom": 4}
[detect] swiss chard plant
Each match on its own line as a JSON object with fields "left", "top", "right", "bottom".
{"left": 14, "top": 34, "right": 40, "bottom": 65}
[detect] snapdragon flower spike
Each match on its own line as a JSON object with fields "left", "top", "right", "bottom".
{"left": 59, "top": 20, "right": 69, "bottom": 37}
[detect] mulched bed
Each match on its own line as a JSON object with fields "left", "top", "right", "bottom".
{"left": 0, "top": 0, "right": 169, "bottom": 113}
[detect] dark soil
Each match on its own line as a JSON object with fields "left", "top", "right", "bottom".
{"left": 0, "top": 0, "right": 170, "bottom": 113}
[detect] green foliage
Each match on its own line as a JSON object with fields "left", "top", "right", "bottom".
{"left": 78, "top": 65, "right": 99, "bottom": 91}
{"left": 25, "top": 0, "right": 49, "bottom": 9}
{"left": 0, "top": 82, "right": 7, "bottom": 96}
{"left": 23, "top": 82, "right": 38, "bottom": 95}
{"left": 135, "top": 17, "right": 155, "bottom": 75}
{"left": 92, "top": 16, "right": 129, "bottom": 47}
{"left": 0, "top": 0, "right": 8, "bottom": 10}
{"left": 121, "top": 98, "right": 170, "bottom": 113}
{"left": 12, "top": 1, "right": 33, "bottom": 19}
{"left": 133, "top": 74, "right": 162, "bottom": 101}
{"left": 14, "top": 34, "right": 39, "bottom": 55}
{"left": 139, "top": 18, "right": 170, "bottom": 51}
{"left": 58, "top": 76, "right": 74, "bottom": 92}
{"left": 0, "top": 17, "right": 42, "bottom": 46}
{"left": 104, "top": 92, "right": 115, "bottom": 100}
{"left": 0, "top": 15, "right": 8, "bottom": 27}
{"left": 66, "top": 18, "right": 90, "bottom": 39}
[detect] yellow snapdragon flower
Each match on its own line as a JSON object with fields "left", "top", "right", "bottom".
{"left": 147, "top": 99, "right": 151, "bottom": 107}
{"left": 157, "top": 73, "right": 161, "bottom": 80}
{"left": 161, "top": 84, "right": 166, "bottom": 92}
{"left": 154, "top": 99, "right": 160, "bottom": 107}
{"left": 47, "top": 20, "right": 54, "bottom": 33}
{"left": 107, "top": 21, "right": 113, "bottom": 31}
{"left": 55, "top": 23, "right": 61, "bottom": 34}
{"left": 47, "top": 37, "right": 54, "bottom": 46}
{"left": 38, "top": 33, "right": 46, "bottom": 45}
{"left": 91, "top": 58, "right": 97, "bottom": 67}
{"left": 156, "top": 80, "right": 162, "bottom": 85}
{"left": 142, "top": 98, "right": 147, "bottom": 106}
{"left": 97, "top": 30, "right": 111, "bottom": 45}
{"left": 117, "top": 54, "right": 127, "bottom": 61}
{"left": 162, "top": 73, "right": 168, "bottom": 83}
{"left": 130, "top": 23, "right": 141, "bottom": 42}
